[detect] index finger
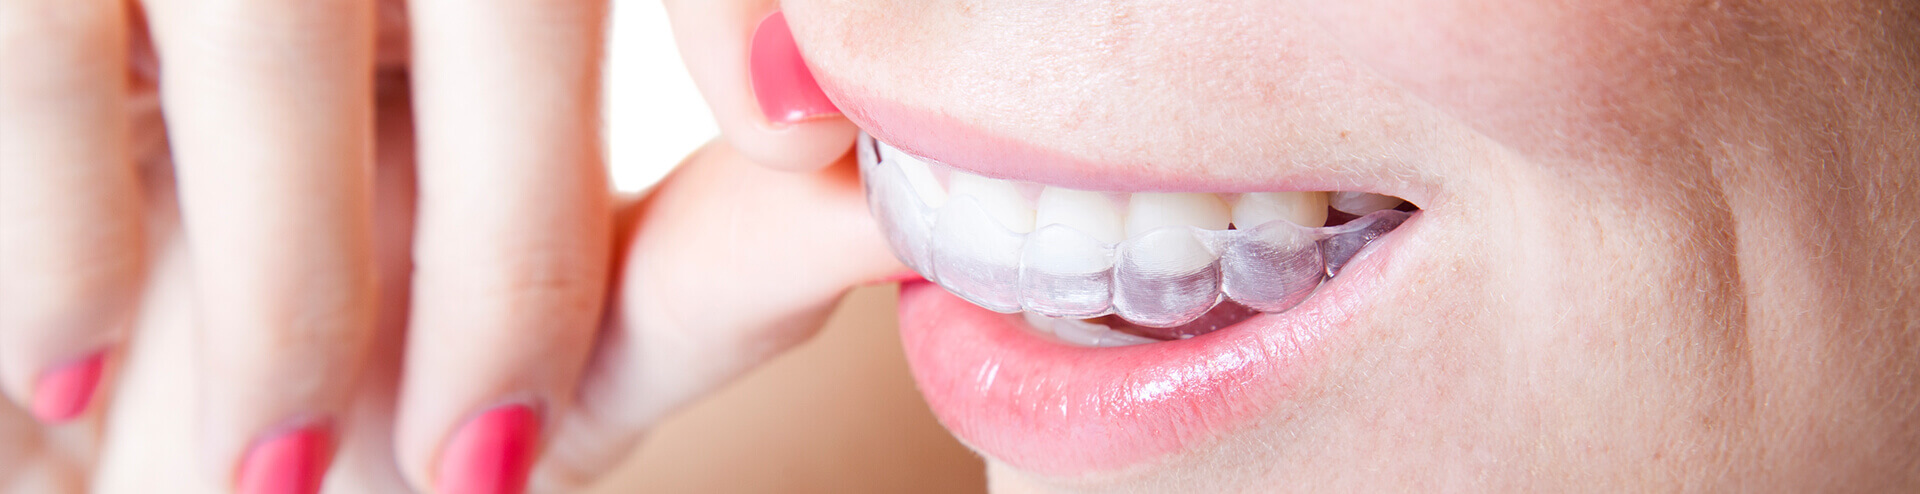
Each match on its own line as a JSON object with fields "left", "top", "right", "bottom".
{"left": 664, "top": 0, "right": 859, "bottom": 172}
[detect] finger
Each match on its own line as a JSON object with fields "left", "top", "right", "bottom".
{"left": 663, "top": 0, "right": 858, "bottom": 172}
{"left": 0, "top": 0, "right": 140, "bottom": 426}
{"left": 92, "top": 87, "right": 414, "bottom": 493}
{"left": 522, "top": 141, "right": 906, "bottom": 490}
{"left": 90, "top": 163, "right": 218, "bottom": 493}
{"left": 141, "top": 0, "right": 379, "bottom": 491}
{"left": 394, "top": 1, "right": 614, "bottom": 493}
{"left": 317, "top": 71, "right": 420, "bottom": 494}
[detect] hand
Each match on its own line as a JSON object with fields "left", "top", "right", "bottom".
{"left": 0, "top": 0, "right": 897, "bottom": 492}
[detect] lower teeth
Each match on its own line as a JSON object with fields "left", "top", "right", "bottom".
{"left": 1021, "top": 300, "right": 1266, "bottom": 347}
{"left": 1021, "top": 312, "right": 1160, "bottom": 347}
{"left": 861, "top": 132, "right": 1414, "bottom": 339}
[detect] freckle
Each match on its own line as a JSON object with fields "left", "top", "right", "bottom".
{"left": 1339, "top": 130, "right": 1351, "bottom": 139}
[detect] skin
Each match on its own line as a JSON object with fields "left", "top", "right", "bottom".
{"left": 3, "top": 0, "right": 1913, "bottom": 491}
{"left": 784, "top": 0, "right": 1920, "bottom": 491}
{"left": 0, "top": 0, "right": 895, "bottom": 491}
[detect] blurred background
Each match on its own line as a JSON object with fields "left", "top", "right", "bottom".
{"left": 604, "top": 0, "right": 713, "bottom": 193}
{"left": 588, "top": 3, "right": 986, "bottom": 492}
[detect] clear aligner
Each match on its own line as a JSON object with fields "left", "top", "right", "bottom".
{"left": 858, "top": 132, "right": 1411, "bottom": 328}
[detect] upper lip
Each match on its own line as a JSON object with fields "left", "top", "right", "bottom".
{"left": 817, "top": 75, "right": 1442, "bottom": 206}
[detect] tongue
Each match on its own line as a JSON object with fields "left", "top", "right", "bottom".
{"left": 1094, "top": 300, "right": 1262, "bottom": 341}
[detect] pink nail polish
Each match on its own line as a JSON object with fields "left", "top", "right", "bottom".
{"left": 237, "top": 425, "right": 334, "bottom": 494}
{"left": 29, "top": 350, "right": 106, "bottom": 424}
{"left": 750, "top": 11, "right": 840, "bottom": 125}
{"left": 435, "top": 404, "right": 540, "bottom": 494}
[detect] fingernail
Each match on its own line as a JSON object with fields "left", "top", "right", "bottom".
{"left": 435, "top": 403, "right": 540, "bottom": 494}
{"left": 30, "top": 350, "right": 107, "bottom": 424}
{"left": 750, "top": 11, "right": 839, "bottom": 125}
{"left": 237, "top": 425, "right": 334, "bottom": 494}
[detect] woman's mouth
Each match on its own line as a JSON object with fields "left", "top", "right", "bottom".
{"left": 861, "top": 132, "right": 1417, "bottom": 342}
{"left": 858, "top": 126, "right": 1433, "bottom": 476}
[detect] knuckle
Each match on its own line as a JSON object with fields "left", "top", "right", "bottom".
{"left": 423, "top": 250, "right": 605, "bottom": 317}
{"left": 0, "top": 244, "right": 142, "bottom": 333}
{"left": 490, "top": 263, "right": 602, "bottom": 312}
{"left": 281, "top": 282, "right": 378, "bottom": 343}
{"left": 215, "top": 278, "right": 377, "bottom": 360}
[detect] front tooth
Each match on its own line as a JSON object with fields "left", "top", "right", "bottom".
{"left": 929, "top": 195, "right": 1026, "bottom": 312}
{"left": 1232, "top": 191, "right": 1330, "bottom": 228}
{"left": 1125, "top": 193, "right": 1231, "bottom": 236}
{"left": 1021, "top": 311, "right": 1058, "bottom": 336}
{"left": 1035, "top": 187, "right": 1124, "bottom": 244}
{"left": 948, "top": 172, "right": 1036, "bottom": 233}
{"left": 1112, "top": 227, "right": 1222, "bottom": 327}
{"left": 1329, "top": 191, "right": 1403, "bottom": 216}
{"left": 894, "top": 154, "right": 948, "bottom": 209}
{"left": 1047, "top": 316, "right": 1106, "bottom": 347}
{"left": 1020, "top": 224, "right": 1114, "bottom": 318}
{"left": 1040, "top": 316, "right": 1156, "bottom": 347}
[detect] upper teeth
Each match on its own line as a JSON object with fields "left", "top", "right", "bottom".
{"left": 860, "top": 132, "right": 1413, "bottom": 332}
{"left": 895, "top": 154, "right": 949, "bottom": 208}
{"left": 1035, "top": 187, "right": 1125, "bottom": 244}
{"left": 1329, "top": 191, "right": 1404, "bottom": 216}
{"left": 1127, "top": 192, "right": 1235, "bottom": 235}
{"left": 1235, "top": 192, "right": 1331, "bottom": 230}
{"left": 897, "top": 161, "right": 1332, "bottom": 236}
{"left": 947, "top": 172, "right": 1036, "bottom": 233}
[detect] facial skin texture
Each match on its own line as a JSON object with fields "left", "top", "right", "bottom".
{"left": 782, "top": 0, "right": 1920, "bottom": 491}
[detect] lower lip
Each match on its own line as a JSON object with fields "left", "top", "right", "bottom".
{"left": 896, "top": 213, "right": 1424, "bottom": 477}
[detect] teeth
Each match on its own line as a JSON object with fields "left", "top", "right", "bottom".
{"left": 1126, "top": 193, "right": 1231, "bottom": 236}
{"left": 896, "top": 155, "right": 948, "bottom": 209}
{"left": 1114, "top": 193, "right": 1231, "bottom": 326}
{"left": 1035, "top": 187, "right": 1125, "bottom": 244}
{"left": 949, "top": 172, "right": 1036, "bottom": 233}
{"left": 1320, "top": 211, "right": 1410, "bottom": 276}
{"left": 1020, "top": 311, "right": 1056, "bottom": 336}
{"left": 1023, "top": 312, "right": 1156, "bottom": 347}
{"left": 874, "top": 140, "right": 949, "bottom": 208}
{"left": 1329, "top": 191, "right": 1404, "bottom": 216}
{"left": 1020, "top": 224, "right": 1115, "bottom": 317}
{"left": 1220, "top": 222, "right": 1324, "bottom": 312}
{"left": 863, "top": 136, "right": 938, "bottom": 272}
{"left": 1233, "top": 191, "right": 1329, "bottom": 228}
{"left": 1024, "top": 187, "right": 1125, "bottom": 318}
{"left": 1113, "top": 227, "right": 1222, "bottom": 327}
{"left": 859, "top": 132, "right": 1414, "bottom": 333}
{"left": 930, "top": 195, "right": 1027, "bottom": 312}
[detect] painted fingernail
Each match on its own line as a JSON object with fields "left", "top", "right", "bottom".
{"left": 750, "top": 11, "right": 839, "bottom": 125}
{"left": 237, "top": 425, "right": 335, "bottom": 494}
{"left": 435, "top": 404, "right": 540, "bottom": 494}
{"left": 29, "top": 350, "right": 107, "bottom": 424}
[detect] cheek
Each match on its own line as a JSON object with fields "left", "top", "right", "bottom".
{"left": 1298, "top": 0, "right": 1685, "bottom": 160}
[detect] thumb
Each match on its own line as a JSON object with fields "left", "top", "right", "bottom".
{"left": 527, "top": 138, "right": 905, "bottom": 489}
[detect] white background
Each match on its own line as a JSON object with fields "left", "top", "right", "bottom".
{"left": 604, "top": 2, "right": 720, "bottom": 192}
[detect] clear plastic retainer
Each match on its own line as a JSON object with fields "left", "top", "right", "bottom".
{"left": 858, "top": 132, "right": 1411, "bottom": 328}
